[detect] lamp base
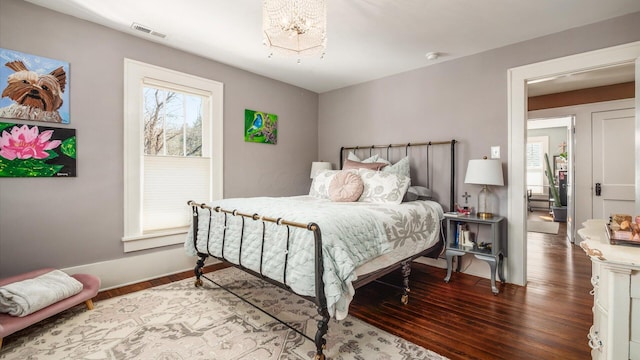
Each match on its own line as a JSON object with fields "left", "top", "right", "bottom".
{"left": 476, "top": 185, "right": 497, "bottom": 219}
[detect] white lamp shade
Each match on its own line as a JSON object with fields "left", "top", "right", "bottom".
{"left": 310, "top": 161, "right": 332, "bottom": 178}
{"left": 464, "top": 159, "right": 504, "bottom": 186}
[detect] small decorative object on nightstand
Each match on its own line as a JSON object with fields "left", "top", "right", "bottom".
{"left": 443, "top": 213, "right": 506, "bottom": 294}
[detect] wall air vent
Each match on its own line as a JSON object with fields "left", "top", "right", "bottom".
{"left": 131, "top": 23, "right": 167, "bottom": 39}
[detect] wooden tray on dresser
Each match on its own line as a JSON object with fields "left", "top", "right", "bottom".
{"left": 605, "top": 223, "right": 640, "bottom": 246}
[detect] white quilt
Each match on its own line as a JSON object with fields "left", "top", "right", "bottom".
{"left": 185, "top": 196, "right": 443, "bottom": 320}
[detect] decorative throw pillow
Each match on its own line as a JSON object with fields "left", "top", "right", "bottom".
{"left": 347, "top": 151, "right": 378, "bottom": 163}
{"left": 342, "top": 159, "right": 387, "bottom": 171}
{"left": 309, "top": 170, "right": 341, "bottom": 199}
{"left": 358, "top": 169, "right": 411, "bottom": 204}
{"left": 380, "top": 156, "right": 411, "bottom": 180}
{"left": 328, "top": 171, "right": 364, "bottom": 202}
{"left": 403, "top": 185, "right": 433, "bottom": 202}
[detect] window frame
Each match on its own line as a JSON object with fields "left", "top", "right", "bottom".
{"left": 123, "top": 58, "right": 223, "bottom": 252}
{"left": 526, "top": 135, "right": 549, "bottom": 195}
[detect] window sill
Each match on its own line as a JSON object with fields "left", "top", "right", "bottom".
{"left": 122, "top": 227, "right": 188, "bottom": 252}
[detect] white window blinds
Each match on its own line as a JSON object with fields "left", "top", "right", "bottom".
{"left": 143, "top": 156, "right": 210, "bottom": 231}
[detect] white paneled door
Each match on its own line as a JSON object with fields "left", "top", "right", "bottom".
{"left": 592, "top": 108, "right": 636, "bottom": 219}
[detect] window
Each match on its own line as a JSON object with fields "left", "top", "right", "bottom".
{"left": 526, "top": 136, "right": 548, "bottom": 195}
{"left": 123, "top": 59, "right": 223, "bottom": 252}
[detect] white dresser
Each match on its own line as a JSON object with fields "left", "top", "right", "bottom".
{"left": 579, "top": 219, "right": 640, "bottom": 360}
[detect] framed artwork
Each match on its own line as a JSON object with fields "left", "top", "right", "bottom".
{"left": 0, "top": 122, "right": 76, "bottom": 177}
{"left": 244, "top": 109, "right": 277, "bottom": 144}
{"left": 0, "top": 48, "right": 70, "bottom": 124}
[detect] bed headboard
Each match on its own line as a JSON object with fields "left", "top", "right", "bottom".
{"left": 339, "top": 140, "right": 457, "bottom": 211}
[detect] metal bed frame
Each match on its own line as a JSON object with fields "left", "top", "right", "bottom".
{"left": 189, "top": 139, "right": 456, "bottom": 360}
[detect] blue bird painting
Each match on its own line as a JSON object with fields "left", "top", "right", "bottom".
{"left": 246, "top": 113, "right": 263, "bottom": 134}
{"left": 244, "top": 109, "right": 277, "bottom": 145}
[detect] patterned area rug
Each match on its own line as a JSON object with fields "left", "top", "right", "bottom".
{"left": 1, "top": 267, "right": 447, "bottom": 360}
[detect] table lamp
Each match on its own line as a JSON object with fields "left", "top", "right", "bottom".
{"left": 310, "top": 161, "right": 332, "bottom": 178}
{"left": 464, "top": 157, "right": 504, "bottom": 219}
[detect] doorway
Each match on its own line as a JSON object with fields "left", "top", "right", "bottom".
{"left": 507, "top": 41, "right": 640, "bottom": 286}
{"left": 526, "top": 116, "right": 572, "bottom": 242}
{"left": 526, "top": 99, "right": 635, "bottom": 246}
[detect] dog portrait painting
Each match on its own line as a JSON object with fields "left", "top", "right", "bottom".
{"left": 0, "top": 48, "right": 70, "bottom": 124}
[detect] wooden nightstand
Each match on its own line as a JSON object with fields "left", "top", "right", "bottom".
{"left": 443, "top": 214, "right": 506, "bottom": 294}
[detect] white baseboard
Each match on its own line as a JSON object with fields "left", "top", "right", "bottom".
{"left": 62, "top": 248, "right": 219, "bottom": 291}
{"left": 414, "top": 256, "right": 447, "bottom": 269}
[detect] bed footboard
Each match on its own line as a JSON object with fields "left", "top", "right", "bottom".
{"left": 188, "top": 200, "right": 330, "bottom": 359}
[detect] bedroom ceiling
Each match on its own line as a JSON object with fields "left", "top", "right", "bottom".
{"left": 24, "top": 0, "right": 640, "bottom": 94}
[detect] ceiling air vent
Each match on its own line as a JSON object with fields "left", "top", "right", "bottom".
{"left": 131, "top": 23, "right": 167, "bottom": 39}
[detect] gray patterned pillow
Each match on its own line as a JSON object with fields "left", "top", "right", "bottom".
{"left": 357, "top": 169, "right": 411, "bottom": 204}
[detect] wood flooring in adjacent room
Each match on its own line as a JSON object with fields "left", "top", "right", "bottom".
{"left": 95, "top": 212, "right": 591, "bottom": 360}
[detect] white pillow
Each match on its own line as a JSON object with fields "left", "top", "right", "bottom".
{"left": 347, "top": 151, "right": 379, "bottom": 163}
{"left": 309, "top": 170, "right": 341, "bottom": 199}
{"left": 380, "top": 156, "right": 411, "bottom": 180}
{"left": 357, "top": 169, "right": 411, "bottom": 204}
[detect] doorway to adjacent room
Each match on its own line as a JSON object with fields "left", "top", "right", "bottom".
{"left": 507, "top": 41, "right": 640, "bottom": 286}
{"left": 526, "top": 116, "right": 572, "bottom": 241}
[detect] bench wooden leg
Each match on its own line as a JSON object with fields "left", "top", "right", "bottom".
{"left": 84, "top": 299, "right": 94, "bottom": 310}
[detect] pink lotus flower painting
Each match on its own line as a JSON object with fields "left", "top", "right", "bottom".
{"left": 0, "top": 124, "right": 61, "bottom": 160}
{"left": 0, "top": 122, "right": 76, "bottom": 177}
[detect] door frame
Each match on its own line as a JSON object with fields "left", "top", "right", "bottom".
{"left": 507, "top": 41, "right": 640, "bottom": 286}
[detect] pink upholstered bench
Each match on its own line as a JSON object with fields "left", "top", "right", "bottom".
{"left": 0, "top": 268, "right": 100, "bottom": 350}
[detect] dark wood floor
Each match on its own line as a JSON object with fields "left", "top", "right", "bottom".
{"left": 95, "top": 211, "right": 591, "bottom": 360}
{"left": 348, "top": 212, "right": 592, "bottom": 360}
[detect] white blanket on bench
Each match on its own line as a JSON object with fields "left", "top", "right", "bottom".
{"left": 0, "top": 270, "right": 83, "bottom": 317}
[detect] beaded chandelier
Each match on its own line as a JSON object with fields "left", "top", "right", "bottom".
{"left": 262, "top": 0, "right": 327, "bottom": 59}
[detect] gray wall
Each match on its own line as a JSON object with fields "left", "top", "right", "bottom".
{"left": 0, "top": 0, "right": 318, "bottom": 277}
{"left": 1, "top": 0, "right": 639, "bottom": 279}
{"left": 318, "top": 11, "right": 640, "bottom": 215}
